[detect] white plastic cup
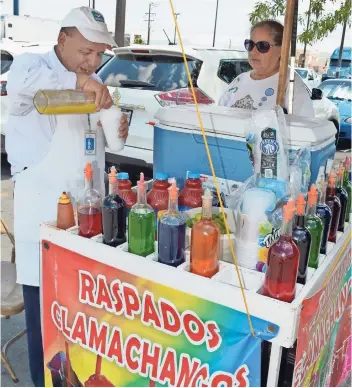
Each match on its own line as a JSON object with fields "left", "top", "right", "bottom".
{"left": 100, "top": 106, "right": 125, "bottom": 152}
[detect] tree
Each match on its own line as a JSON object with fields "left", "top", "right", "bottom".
{"left": 134, "top": 35, "right": 146, "bottom": 44}
{"left": 249, "top": 0, "right": 351, "bottom": 50}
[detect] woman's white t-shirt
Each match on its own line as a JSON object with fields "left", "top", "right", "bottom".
{"left": 219, "top": 70, "right": 315, "bottom": 117}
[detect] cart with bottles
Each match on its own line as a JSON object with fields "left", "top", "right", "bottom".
{"left": 39, "top": 1, "right": 351, "bottom": 387}
{"left": 39, "top": 97, "right": 352, "bottom": 387}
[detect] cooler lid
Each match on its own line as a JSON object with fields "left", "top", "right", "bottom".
{"left": 154, "top": 105, "right": 337, "bottom": 147}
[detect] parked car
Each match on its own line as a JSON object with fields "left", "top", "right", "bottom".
{"left": 99, "top": 45, "right": 340, "bottom": 173}
{"left": 0, "top": 40, "right": 113, "bottom": 154}
{"left": 295, "top": 67, "right": 320, "bottom": 89}
{"left": 317, "top": 78, "right": 351, "bottom": 142}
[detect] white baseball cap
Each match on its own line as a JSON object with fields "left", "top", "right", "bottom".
{"left": 61, "top": 7, "right": 117, "bottom": 47}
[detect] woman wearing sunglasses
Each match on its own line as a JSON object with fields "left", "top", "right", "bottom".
{"left": 219, "top": 20, "right": 314, "bottom": 117}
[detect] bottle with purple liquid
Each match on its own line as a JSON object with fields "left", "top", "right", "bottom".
{"left": 158, "top": 181, "right": 186, "bottom": 267}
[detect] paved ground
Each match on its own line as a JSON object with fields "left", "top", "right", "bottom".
{"left": 0, "top": 146, "right": 350, "bottom": 387}
{"left": 1, "top": 155, "right": 32, "bottom": 387}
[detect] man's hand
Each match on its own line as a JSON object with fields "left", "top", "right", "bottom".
{"left": 98, "top": 113, "right": 129, "bottom": 142}
{"left": 76, "top": 73, "right": 113, "bottom": 111}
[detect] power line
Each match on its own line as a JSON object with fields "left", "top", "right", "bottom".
{"left": 145, "top": 2, "right": 157, "bottom": 45}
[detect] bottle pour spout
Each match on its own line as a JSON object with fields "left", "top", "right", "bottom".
{"left": 295, "top": 193, "right": 306, "bottom": 216}
{"left": 308, "top": 184, "right": 318, "bottom": 207}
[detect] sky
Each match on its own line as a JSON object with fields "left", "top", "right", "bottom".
{"left": 1, "top": 0, "right": 351, "bottom": 52}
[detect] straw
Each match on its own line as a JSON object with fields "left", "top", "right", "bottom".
{"left": 115, "top": 88, "right": 119, "bottom": 109}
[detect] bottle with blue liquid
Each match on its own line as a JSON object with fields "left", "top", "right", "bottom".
{"left": 158, "top": 181, "right": 186, "bottom": 267}
{"left": 102, "top": 167, "right": 126, "bottom": 247}
{"left": 316, "top": 177, "right": 332, "bottom": 255}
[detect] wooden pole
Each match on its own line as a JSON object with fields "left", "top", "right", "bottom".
{"left": 276, "top": 0, "right": 295, "bottom": 108}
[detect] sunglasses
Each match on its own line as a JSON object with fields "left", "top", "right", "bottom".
{"left": 244, "top": 39, "right": 280, "bottom": 54}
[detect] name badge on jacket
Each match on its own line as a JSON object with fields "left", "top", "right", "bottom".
{"left": 85, "top": 133, "right": 96, "bottom": 155}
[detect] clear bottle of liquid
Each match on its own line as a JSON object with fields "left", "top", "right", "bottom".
{"left": 179, "top": 172, "right": 203, "bottom": 211}
{"left": 33, "top": 90, "right": 96, "bottom": 115}
{"left": 158, "top": 181, "right": 186, "bottom": 267}
{"left": 292, "top": 194, "right": 311, "bottom": 285}
{"left": 326, "top": 171, "right": 341, "bottom": 243}
{"left": 102, "top": 167, "right": 126, "bottom": 247}
{"left": 336, "top": 163, "right": 348, "bottom": 232}
{"left": 128, "top": 173, "right": 155, "bottom": 257}
{"left": 263, "top": 198, "right": 300, "bottom": 303}
{"left": 78, "top": 162, "right": 102, "bottom": 238}
{"left": 190, "top": 189, "right": 220, "bottom": 278}
{"left": 343, "top": 157, "right": 352, "bottom": 222}
{"left": 316, "top": 177, "right": 332, "bottom": 255}
{"left": 306, "top": 185, "right": 323, "bottom": 269}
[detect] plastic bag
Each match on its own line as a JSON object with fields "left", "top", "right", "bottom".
{"left": 289, "top": 148, "right": 311, "bottom": 198}
{"left": 231, "top": 173, "right": 288, "bottom": 271}
{"left": 245, "top": 105, "right": 290, "bottom": 181}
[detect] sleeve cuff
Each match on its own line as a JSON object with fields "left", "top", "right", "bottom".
{"left": 61, "top": 72, "right": 77, "bottom": 89}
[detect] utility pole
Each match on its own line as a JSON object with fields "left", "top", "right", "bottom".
{"left": 302, "top": 0, "right": 312, "bottom": 68}
{"left": 92, "top": 0, "right": 95, "bottom": 9}
{"left": 115, "top": 0, "right": 126, "bottom": 47}
{"left": 212, "top": 0, "right": 219, "bottom": 47}
{"left": 13, "top": 0, "right": 19, "bottom": 15}
{"left": 173, "top": 13, "right": 180, "bottom": 45}
{"left": 336, "top": 15, "right": 347, "bottom": 78}
{"left": 145, "top": 3, "right": 156, "bottom": 45}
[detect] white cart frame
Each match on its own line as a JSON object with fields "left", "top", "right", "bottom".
{"left": 40, "top": 221, "right": 351, "bottom": 387}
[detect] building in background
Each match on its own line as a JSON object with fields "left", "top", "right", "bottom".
{"left": 0, "top": 14, "right": 60, "bottom": 42}
{"left": 296, "top": 48, "right": 330, "bottom": 74}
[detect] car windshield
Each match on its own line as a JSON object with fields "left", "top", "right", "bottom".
{"left": 296, "top": 69, "right": 308, "bottom": 79}
{"left": 1, "top": 51, "right": 13, "bottom": 74}
{"left": 330, "top": 59, "right": 351, "bottom": 68}
{"left": 319, "top": 81, "right": 352, "bottom": 101}
{"left": 98, "top": 53, "right": 202, "bottom": 92}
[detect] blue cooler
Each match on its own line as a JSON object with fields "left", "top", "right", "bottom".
{"left": 153, "top": 105, "right": 336, "bottom": 188}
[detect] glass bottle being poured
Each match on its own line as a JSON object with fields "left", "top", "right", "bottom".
{"left": 102, "top": 166, "right": 126, "bottom": 247}
{"left": 190, "top": 188, "right": 220, "bottom": 278}
{"left": 292, "top": 193, "right": 311, "bottom": 285}
{"left": 306, "top": 185, "right": 324, "bottom": 270}
{"left": 158, "top": 180, "right": 186, "bottom": 267}
{"left": 336, "top": 163, "right": 348, "bottom": 233}
{"left": 263, "top": 198, "right": 300, "bottom": 302}
{"left": 78, "top": 162, "right": 102, "bottom": 238}
{"left": 316, "top": 176, "right": 332, "bottom": 255}
{"left": 326, "top": 171, "right": 341, "bottom": 243}
{"left": 128, "top": 173, "right": 155, "bottom": 256}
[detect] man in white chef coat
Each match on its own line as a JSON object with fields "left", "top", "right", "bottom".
{"left": 5, "top": 7, "right": 128, "bottom": 386}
